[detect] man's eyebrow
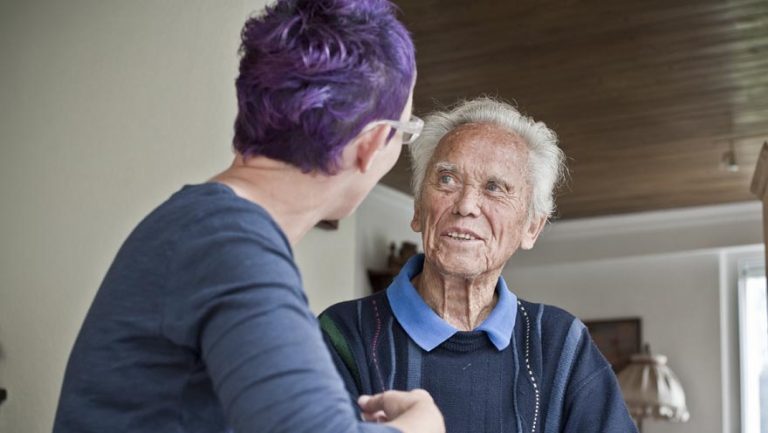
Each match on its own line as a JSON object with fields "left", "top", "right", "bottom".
{"left": 434, "top": 161, "right": 457, "bottom": 172}
{"left": 487, "top": 175, "right": 515, "bottom": 192}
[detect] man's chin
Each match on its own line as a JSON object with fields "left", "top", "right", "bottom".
{"left": 431, "top": 257, "right": 485, "bottom": 279}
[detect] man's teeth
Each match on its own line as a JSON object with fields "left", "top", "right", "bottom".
{"left": 447, "top": 232, "right": 476, "bottom": 240}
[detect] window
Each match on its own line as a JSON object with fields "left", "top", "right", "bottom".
{"left": 739, "top": 262, "right": 768, "bottom": 433}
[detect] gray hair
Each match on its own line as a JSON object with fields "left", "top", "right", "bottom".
{"left": 409, "top": 97, "right": 566, "bottom": 219}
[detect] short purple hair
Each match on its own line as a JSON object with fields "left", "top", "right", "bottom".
{"left": 233, "top": 0, "right": 416, "bottom": 174}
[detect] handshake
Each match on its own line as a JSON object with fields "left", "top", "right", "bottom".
{"left": 358, "top": 389, "right": 445, "bottom": 433}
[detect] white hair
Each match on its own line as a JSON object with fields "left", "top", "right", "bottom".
{"left": 409, "top": 97, "right": 566, "bottom": 219}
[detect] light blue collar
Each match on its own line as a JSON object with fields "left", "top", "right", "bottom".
{"left": 386, "top": 254, "right": 517, "bottom": 352}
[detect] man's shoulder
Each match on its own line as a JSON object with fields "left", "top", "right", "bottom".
{"left": 516, "top": 298, "right": 587, "bottom": 337}
{"left": 319, "top": 290, "right": 390, "bottom": 327}
{"left": 318, "top": 291, "right": 392, "bottom": 377}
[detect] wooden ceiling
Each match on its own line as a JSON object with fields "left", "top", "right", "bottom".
{"left": 383, "top": 0, "right": 768, "bottom": 219}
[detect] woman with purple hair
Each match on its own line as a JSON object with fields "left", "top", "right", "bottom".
{"left": 52, "top": 1, "right": 442, "bottom": 432}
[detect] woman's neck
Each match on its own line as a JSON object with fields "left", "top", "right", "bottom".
{"left": 210, "top": 156, "right": 338, "bottom": 246}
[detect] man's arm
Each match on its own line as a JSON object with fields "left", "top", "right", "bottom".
{"left": 561, "top": 329, "right": 638, "bottom": 433}
{"left": 319, "top": 313, "right": 365, "bottom": 413}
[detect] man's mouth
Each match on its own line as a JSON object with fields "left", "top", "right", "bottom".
{"left": 445, "top": 231, "right": 480, "bottom": 241}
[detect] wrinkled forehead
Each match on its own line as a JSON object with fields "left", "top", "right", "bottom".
{"left": 431, "top": 122, "right": 530, "bottom": 173}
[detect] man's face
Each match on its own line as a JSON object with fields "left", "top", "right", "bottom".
{"left": 411, "top": 122, "right": 546, "bottom": 279}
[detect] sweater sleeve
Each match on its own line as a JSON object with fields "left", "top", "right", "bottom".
{"left": 162, "top": 218, "right": 397, "bottom": 433}
{"left": 561, "top": 329, "right": 638, "bottom": 433}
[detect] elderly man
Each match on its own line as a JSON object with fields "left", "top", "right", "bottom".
{"left": 320, "top": 98, "right": 637, "bottom": 433}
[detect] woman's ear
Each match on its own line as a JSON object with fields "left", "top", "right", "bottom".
{"left": 353, "top": 124, "right": 391, "bottom": 173}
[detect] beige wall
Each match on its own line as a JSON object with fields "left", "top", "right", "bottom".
{"left": 355, "top": 185, "right": 423, "bottom": 297}
{"left": 0, "top": 1, "right": 275, "bottom": 431}
{"left": 295, "top": 217, "right": 359, "bottom": 314}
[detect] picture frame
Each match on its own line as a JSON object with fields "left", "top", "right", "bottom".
{"left": 584, "top": 317, "right": 642, "bottom": 373}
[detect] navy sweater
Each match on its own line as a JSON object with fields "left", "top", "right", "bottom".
{"left": 320, "top": 289, "right": 638, "bottom": 433}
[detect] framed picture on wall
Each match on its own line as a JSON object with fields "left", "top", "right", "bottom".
{"left": 584, "top": 317, "right": 642, "bottom": 373}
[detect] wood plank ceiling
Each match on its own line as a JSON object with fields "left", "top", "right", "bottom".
{"left": 383, "top": 0, "right": 768, "bottom": 219}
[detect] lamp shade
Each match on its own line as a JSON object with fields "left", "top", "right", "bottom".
{"left": 616, "top": 350, "right": 690, "bottom": 422}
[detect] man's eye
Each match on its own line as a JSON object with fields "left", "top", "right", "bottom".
{"left": 487, "top": 182, "right": 501, "bottom": 192}
{"left": 439, "top": 174, "right": 454, "bottom": 184}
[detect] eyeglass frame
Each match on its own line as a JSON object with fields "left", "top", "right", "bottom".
{"left": 366, "top": 114, "right": 424, "bottom": 145}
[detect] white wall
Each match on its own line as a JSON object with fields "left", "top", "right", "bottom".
{"left": 295, "top": 216, "right": 359, "bottom": 313}
{"left": 504, "top": 202, "right": 763, "bottom": 433}
{"left": 0, "top": 1, "right": 272, "bottom": 432}
{"left": 508, "top": 202, "right": 762, "bottom": 268}
{"left": 354, "top": 184, "right": 423, "bottom": 297}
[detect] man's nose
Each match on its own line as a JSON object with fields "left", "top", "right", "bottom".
{"left": 453, "top": 186, "right": 481, "bottom": 217}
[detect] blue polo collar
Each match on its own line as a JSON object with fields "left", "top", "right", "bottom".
{"left": 386, "top": 254, "right": 517, "bottom": 352}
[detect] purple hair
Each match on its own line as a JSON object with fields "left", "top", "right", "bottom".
{"left": 233, "top": 0, "right": 416, "bottom": 174}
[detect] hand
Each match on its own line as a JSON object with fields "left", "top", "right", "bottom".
{"left": 358, "top": 389, "right": 444, "bottom": 433}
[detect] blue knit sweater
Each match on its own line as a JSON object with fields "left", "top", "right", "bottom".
{"left": 53, "top": 183, "right": 396, "bottom": 433}
{"left": 320, "top": 255, "right": 637, "bottom": 433}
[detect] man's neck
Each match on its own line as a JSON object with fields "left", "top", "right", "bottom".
{"left": 414, "top": 261, "right": 501, "bottom": 331}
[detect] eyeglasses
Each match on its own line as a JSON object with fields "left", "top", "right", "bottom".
{"left": 369, "top": 115, "right": 424, "bottom": 145}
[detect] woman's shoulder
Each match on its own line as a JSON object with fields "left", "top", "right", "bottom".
{"left": 149, "top": 183, "right": 291, "bottom": 253}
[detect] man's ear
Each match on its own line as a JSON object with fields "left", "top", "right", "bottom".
{"left": 410, "top": 201, "right": 422, "bottom": 233}
{"left": 353, "top": 124, "right": 390, "bottom": 173}
{"left": 520, "top": 214, "right": 547, "bottom": 250}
